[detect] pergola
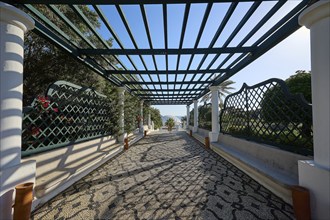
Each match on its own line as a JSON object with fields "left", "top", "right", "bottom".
{"left": 3, "top": 0, "right": 311, "bottom": 105}
{"left": 0, "top": 1, "right": 329, "bottom": 220}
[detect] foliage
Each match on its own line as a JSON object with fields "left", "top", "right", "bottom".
{"left": 165, "top": 118, "right": 175, "bottom": 131}
{"left": 124, "top": 93, "right": 140, "bottom": 134}
{"left": 21, "top": 5, "right": 161, "bottom": 136}
{"left": 221, "top": 78, "right": 313, "bottom": 156}
{"left": 189, "top": 109, "right": 194, "bottom": 126}
{"left": 285, "top": 70, "right": 311, "bottom": 103}
{"left": 104, "top": 86, "right": 120, "bottom": 135}
{"left": 181, "top": 116, "right": 187, "bottom": 125}
{"left": 22, "top": 5, "right": 117, "bottom": 105}
{"left": 149, "top": 107, "right": 163, "bottom": 129}
{"left": 200, "top": 80, "right": 235, "bottom": 108}
{"left": 198, "top": 104, "right": 212, "bottom": 131}
{"left": 22, "top": 81, "right": 117, "bottom": 156}
{"left": 261, "top": 71, "right": 312, "bottom": 137}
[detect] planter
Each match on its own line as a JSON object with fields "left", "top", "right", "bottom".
{"left": 124, "top": 138, "right": 129, "bottom": 150}
{"left": 205, "top": 136, "right": 210, "bottom": 148}
{"left": 291, "top": 185, "right": 311, "bottom": 220}
{"left": 13, "top": 182, "right": 34, "bottom": 220}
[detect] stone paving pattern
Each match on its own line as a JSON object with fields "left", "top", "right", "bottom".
{"left": 32, "top": 131, "right": 295, "bottom": 220}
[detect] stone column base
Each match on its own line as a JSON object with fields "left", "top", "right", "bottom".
{"left": 118, "top": 132, "right": 127, "bottom": 143}
{"left": 209, "top": 132, "right": 219, "bottom": 142}
{"left": 193, "top": 127, "right": 198, "bottom": 132}
{"left": 298, "top": 160, "right": 330, "bottom": 220}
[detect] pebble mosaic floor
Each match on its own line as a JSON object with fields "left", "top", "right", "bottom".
{"left": 32, "top": 131, "right": 295, "bottom": 220}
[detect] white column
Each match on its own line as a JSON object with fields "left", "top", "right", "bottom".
{"left": 298, "top": 2, "right": 330, "bottom": 219}
{"left": 117, "top": 87, "right": 126, "bottom": 142}
{"left": 148, "top": 112, "right": 151, "bottom": 129}
{"left": 193, "top": 100, "right": 198, "bottom": 132}
{"left": 0, "top": 3, "right": 36, "bottom": 220}
{"left": 186, "top": 105, "right": 190, "bottom": 130}
{"left": 139, "top": 100, "right": 144, "bottom": 133}
{"left": 209, "top": 86, "right": 220, "bottom": 142}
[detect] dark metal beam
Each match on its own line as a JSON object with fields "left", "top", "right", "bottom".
{"left": 131, "top": 88, "right": 204, "bottom": 92}
{"left": 107, "top": 69, "right": 227, "bottom": 74}
{"left": 123, "top": 81, "right": 210, "bottom": 85}
{"left": 78, "top": 47, "right": 255, "bottom": 55}
{"left": 213, "top": 10, "right": 306, "bottom": 87}
{"left": 150, "top": 103, "right": 188, "bottom": 105}
{"left": 6, "top": 0, "right": 276, "bottom": 4}
{"left": 137, "top": 94, "right": 198, "bottom": 97}
{"left": 32, "top": 19, "right": 122, "bottom": 87}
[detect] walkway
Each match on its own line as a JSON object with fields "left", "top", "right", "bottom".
{"left": 32, "top": 131, "right": 294, "bottom": 220}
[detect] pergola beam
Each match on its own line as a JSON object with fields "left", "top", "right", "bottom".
{"left": 123, "top": 81, "right": 210, "bottom": 85}
{"left": 78, "top": 47, "right": 255, "bottom": 55}
{"left": 137, "top": 94, "right": 198, "bottom": 97}
{"left": 32, "top": 19, "right": 123, "bottom": 87}
{"left": 6, "top": 0, "right": 276, "bottom": 4}
{"left": 213, "top": 20, "right": 304, "bottom": 88}
{"left": 3, "top": 0, "right": 311, "bottom": 106}
{"left": 131, "top": 88, "right": 204, "bottom": 92}
{"left": 107, "top": 69, "right": 227, "bottom": 75}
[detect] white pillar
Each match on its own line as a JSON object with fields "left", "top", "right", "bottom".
{"left": 117, "top": 87, "right": 126, "bottom": 142}
{"left": 0, "top": 3, "right": 36, "bottom": 220}
{"left": 193, "top": 100, "right": 198, "bottom": 132}
{"left": 148, "top": 112, "right": 151, "bottom": 129}
{"left": 139, "top": 100, "right": 144, "bottom": 133}
{"left": 298, "top": 2, "right": 330, "bottom": 219}
{"left": 209, "top": 86, "right": 220, "bottom": 142}
{"left": 186, "top": 105, "right": 190, "bottom": 130}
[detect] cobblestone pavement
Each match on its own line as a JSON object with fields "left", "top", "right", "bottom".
{"left": 32, "top": 131, "right": 295, "bottom": 220}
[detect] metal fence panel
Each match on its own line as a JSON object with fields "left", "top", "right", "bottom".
{"left": 22, "top": 81, "right": 115, "bottom": 157}
{"left": 220, "top": 78, "right": 313, "bottom": 156}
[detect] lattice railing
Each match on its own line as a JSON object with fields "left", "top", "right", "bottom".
{"left": 22, "top": 81, "right": 116, "bottom": 157}
{"left": 220, "top": 78, "right": 313, "bottom": 156}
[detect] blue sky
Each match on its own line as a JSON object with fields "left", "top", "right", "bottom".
{"left": 88, "top": 1, "right": 310, "bottom": 116}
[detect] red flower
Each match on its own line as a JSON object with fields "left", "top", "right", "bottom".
{"left": 38, "top": 96, "right": 50, "bottom": 108}
{"left": 53, "top": 108, "right": 59, "bottom": 113}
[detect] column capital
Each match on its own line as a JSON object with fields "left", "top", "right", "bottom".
{"left": 299, "top": 1, "right": 330, "bottom": 29}
{"left": 0, "top": 3, "right": 34, "bottom": 32}
{"left": 209, "top": 86, "right": 219, "bottom": 92}
{"left": 193, "top": 100, "right": 198, "bottom": 104}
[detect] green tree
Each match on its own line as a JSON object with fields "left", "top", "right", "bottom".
{"left": 198, "top": 104, "right": 212, "bottom": 130}
{"left": 165, "top": 118, "right": 175, "bottom": 131}
{"left": 189, "top": 109, "right": 194, "bottom": 126}
{"left": 285, "top": 70, "right": 311, "bottom": 103}
{"left": 181, "top": 116, "right": 187, "bottom": 125}
{"left": 200, "top": 80, "right": 235, "bottom": 108}
{"left": 124, "top": 93, "right": 140, "bottom": 134}
{"left": 149, "top": 107, "right": 163, "bottom": 129}
{"left": 22, "top": 5, "right": 118, "bottom": 105}
{"left": 261, "top": 71, "right": 312, "bottom": 137}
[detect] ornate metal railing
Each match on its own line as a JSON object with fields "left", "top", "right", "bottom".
{"left": 22, "top": 81, "right": 116, "bottom": 157}
{"left": 220, "top": 78, "right": 313, "bottom": 156}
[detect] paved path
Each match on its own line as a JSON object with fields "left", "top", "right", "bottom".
{"left": 32, "top": 131, "right": 294, "bottom": 220}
